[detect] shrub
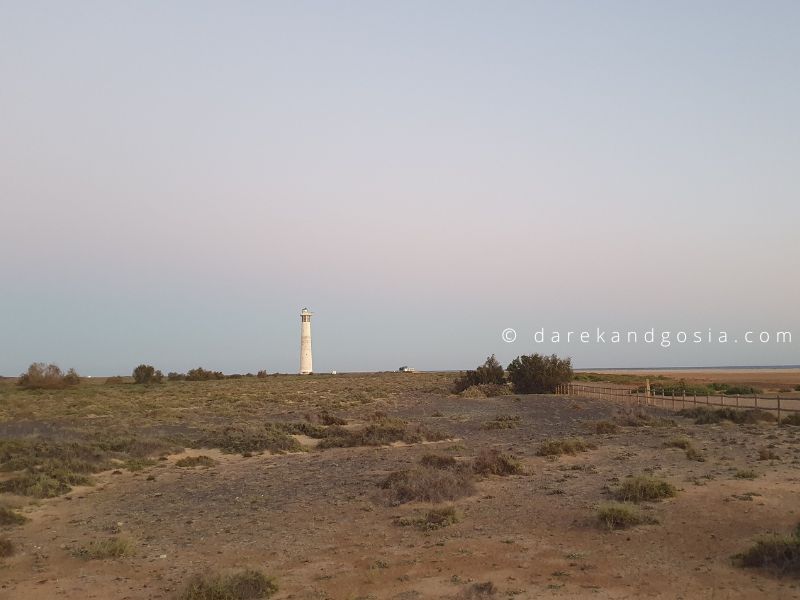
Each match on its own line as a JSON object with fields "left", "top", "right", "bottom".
{"left": 734, "top": 469, "right": 758, "bottom": 480}
{"left": 536, "top": 437, "right": 592, "bottom": 457}
{"left": 395, "top": 505, "right": 461, "bottom": 530}
{"left": 664, "top": 437, "right": 692, "bottom": 450}
{"left": 0, "top": 470, "right": 90, "bottom": 498}
{"left": 678, "top": 407, "right": 776, "bottom": 425}
{"left": 167, "top": 372, "right": 186, "bottom": 381}
{"left": 758, "top": 447, "right": 779, "bottom": 461}
{"left": 782, "top": 414, "right": 800, "bottom": 426}
{"left": 452, "top": 355, "right": 506, "bottom": 394}
{"left": 176, "top": 455, "right": 216, "bottom": 468}
{"left": 482, "top": 415, "right": 521, "bottom": 430}
{"left": 685, "top": 446, "right": 705, "bottom": 462}
{"left": 104, "top": 376, "right": 125, "bottom": 385}
{"left": 596, "top": 502, "right": 657, "bottom": 530}
{"left": 506, "top": 354, "right": 573, "bottom": 394}
{"left": 381, "top": 466, "right": 475, "bottom": 504}
{"left": 199, "top": 424, "right": 302, "bottom": 455}
{"left": 17, "top": 363, "right": 80, "bottom": 390}
{"left": 185, "top": 367, "right": 225, "bottom": 381}
{"left": 0, "top": 506, "right": 28, "bottom": 526}
{"left": 317, "top": 419, "right": 446, "bottom": 449}
{"left": 132, "top": 364, "right": 163, "bottom": 384}
{"left": 75, "top": 536, "right": 135, "bottom": 559}
{"left": 0, "top": 537, "right": 13, "bottom": 558}
{"left": 256, "top": 370, "right": 268, "bottom": 379}
{"left": 473, "top": 448, "right": 523, "bottom": 476}
{"left": 179, "top": 570, "right": 278, "bottom": 600}
{"left": 592, "top": 421, "right": 618, "bottom": 434}
{"left": 615, "top": 476, "right": 676, "bottom": 503}
{"left": 420, "top": 454, "right": 459, "bottom": 469}
{"left": 736, "top": 526, "right": 800, "bottom": 576}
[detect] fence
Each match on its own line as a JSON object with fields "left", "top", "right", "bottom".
{"left": 556, "top": 383, "right": 800, "bottom": 422}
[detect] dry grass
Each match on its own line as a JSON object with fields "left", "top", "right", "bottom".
{"left": 782, "top": 413, "right": 800, "bottom": 426}
{"left": 736, "top": 525, "right": 800, "bottom": 576}
{"left": 198, "top": 424, "right": 302, "bottom": 455}
{"left": 179, "top": 569, "right": 278, "bottom": 600}
{"left": 482, "top": 415, "right": 521, "bottom": 430}
{"left": 536, "top": 437, "right": 593, "bottom": 457}
{"left": 75, "top": 536, "right": 135, "bottom": 559}
{"left": 0, "top": 537, "right": 14, "bottom": 557}
{"left": 0, "top": 506, "right": 28, "bottom": 526}
{"left": 380, "top": 466, "right": 475, "bottom": 505}
{"left": 419, "top": 454, "right": 459, "bottom": 470}
{"left": 596, "top": 502, "right": 657, "bottom": 530}
{"left": 678, "top": 407, "right": 777, "bottom": 425}
{"left": 615, "top": 475, "right": 677, "bottom": 503}
{"left": 176, "top": 455, "right": 216, "bottom": 468}
{"left": 395, "top": 505, "right": 461, "bottom": 530}
{"left": 758, "top": 447, "right": 780, "bottom": 461}
{"left": 317, "top": 419, "right": 447, "bottom": 449}
{"left": 473, "top": 448, "right": 523, "bottom": 476}
{"left": 592, "top": 420, "right": 619, "bottom": 434}
{"left": 664, "top": 437, "right": 692, "bottom": 450}
{"left": 734, "top": 469, "right": 758, "bottom": 480}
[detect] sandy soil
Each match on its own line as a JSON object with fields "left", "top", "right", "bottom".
{"left": 2, "top": 391, "right": 800, "bottom": 599}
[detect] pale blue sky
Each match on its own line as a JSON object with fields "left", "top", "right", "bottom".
{"left": 1, "top": 1, "right": 798, "bottom": 374}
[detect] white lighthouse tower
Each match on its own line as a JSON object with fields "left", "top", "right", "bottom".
{"left": 299, "top": 308, "right": 313, "bottom": 374}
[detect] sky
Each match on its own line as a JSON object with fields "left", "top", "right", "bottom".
{"left": 1, "top": 1, "right": 798, "bottom": 375}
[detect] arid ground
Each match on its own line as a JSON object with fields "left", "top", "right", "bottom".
{"left": 1, "top": 370, "right": 799, "bottom": 599}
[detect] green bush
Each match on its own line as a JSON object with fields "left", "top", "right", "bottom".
{"left": 185, "top": 367, "right": 225, "bottom": 381}
{"left": 452, "top": 355, "right": 506, "bottom": 394}
{"left": 17, "top": 363, "right": 80, "bottom": 390}
{"left": 179, "top": 569, "right": 278, "bottom": 600}
{"left": 506, "top": 354, "right": 573, "bottom": 394}
{"left": 615, "top": 475, "right": 676, "bottom": 503}
{"left": 736, "top": 525, "right": 800, "bottom": 576}
{"left": 132, "top": 364, "right": 163, "bottom": 384}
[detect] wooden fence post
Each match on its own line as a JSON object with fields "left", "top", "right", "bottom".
{"left": 777, "top": 395, "right": 781, "bottom": 422}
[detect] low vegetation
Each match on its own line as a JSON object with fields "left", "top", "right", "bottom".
{"left": 132, "top": 364, "right": 163, "bottom": 384}
{"left": 198, "top": 424, "right": 303, "bottom": 455}
{"left": 0, "top": 506, "right": 28, "bottom": 526}
{"left": 0, "top": 537, "right": 14, "bottom": 558}
{"left": 381, "top": 466, "right": 475, "bottom": 505}
{"left": 395, "top": 505, "right": 461, "bottom": 530}
{"left": 664, "top": 437, "right": 692, "bottom": 449}
{"left": 316, "top": 418, "right": 447, "bottom": 449}
{"left": 176, "top": 455, "right": 216, "bottom": 468}
{"left": 782, "top": 413, "right": 800, "bottom": 426}
{"left": 615, "top": 410, "right": 676, "bottom": 428}
{"left": 419, "top": 453, "right": 459, "bottom": 469}
{"left": 615, "top": 475, "right": 676, "bottom": 503}
{"left": 536, "top": 437, "right": 593, "bottom": 457}
{"left": 735, "top": 523, "right": 800, "bottom": 576}
{"left": 452, "top": 355, "right": 506, "bottom": 394}
{"left": 596, "top": 502, "right": 657, "bottom": 530}
{"left": 482, "top": 415, "right": 521, "bottom": 430}
{"left": 758, "top": 447, "right": 780, "bottom": 461}
{"left": 506, "top": 353, "right": 573, "bottom": 394}
{"left": 179, "top": 569, "right": 278, "bottom": 600}
{"left": 17, "top": 362, "right": 80, "bottom": 390}
{"left": 592, "top": 420, "right": 618, "bottom": 434}
{"left": 473, "top": 448, "right": 523, "bottom": 476}
{"left": 75, "top": 536, "right": 135, "bottom": 559}
{"left": 734, "top": 469, "right": 758, "bottom": 480}
{"left": 678, "top": 407, "right": 777, "bottom": 425}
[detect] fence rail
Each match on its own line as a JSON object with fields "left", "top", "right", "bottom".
{"left": 556, "top": 383, "right": 800, "bottom": 422}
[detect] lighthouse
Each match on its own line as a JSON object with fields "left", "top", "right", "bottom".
{"left": 299, "top": 308, "right": 313, "bottom": 374}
